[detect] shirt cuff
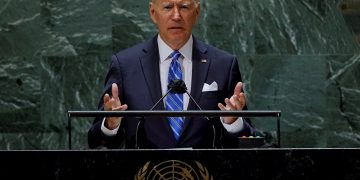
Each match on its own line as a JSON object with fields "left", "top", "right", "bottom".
{"left": 101, "top": 117, "right": 120, "bottom": 136}
{"left": 221, "top": 117, "right": 244, "bottom": 134}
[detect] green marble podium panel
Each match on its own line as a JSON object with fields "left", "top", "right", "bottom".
{"left": 0, "top": 0, "right": 359, "bottom": 149}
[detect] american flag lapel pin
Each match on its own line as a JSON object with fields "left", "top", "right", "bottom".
{"left": 201, "top": 59, "right": 207, "bottom": 63}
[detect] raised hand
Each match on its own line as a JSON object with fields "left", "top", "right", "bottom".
{"left": 103, "top": 83, "right": 128, "bottom": 129}
{"left": 218, "top": 82, "right": 246, "bottom": 124}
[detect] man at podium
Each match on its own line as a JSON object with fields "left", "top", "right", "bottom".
{"left": 88, "top": 0, "right": 255, "bottom": 149}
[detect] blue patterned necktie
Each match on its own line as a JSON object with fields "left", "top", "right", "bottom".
{"left": 165, "top": 51, "right": 184, "bottom": 141}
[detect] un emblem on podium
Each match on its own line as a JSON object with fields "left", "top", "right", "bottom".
{"left": 135, "top": 160, "right": 213, "bottom": 180}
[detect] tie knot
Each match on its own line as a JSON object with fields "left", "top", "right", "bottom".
{"left": 170, "top": 51, "right": 181, "bottom": 60}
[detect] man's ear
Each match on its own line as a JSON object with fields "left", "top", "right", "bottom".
{"left": 195, "top": 2, "right": 200, "bottom": 22}
{"left": 149, "top": 2, "right": 157, "bottom": 24}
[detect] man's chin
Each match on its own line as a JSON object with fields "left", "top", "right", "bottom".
{"left": 171, "top": 36, "right": 188, "bottom": 44}
{"left": 161, "top": 33, "right": 190, "bottom": 48}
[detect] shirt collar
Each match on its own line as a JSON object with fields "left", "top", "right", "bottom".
{"left": 157, "top": 35, "right": 193, "bottom": 63}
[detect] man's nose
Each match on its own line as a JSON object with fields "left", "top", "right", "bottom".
{"left": 171, "top": 7, "right": 181, "bottom": 21}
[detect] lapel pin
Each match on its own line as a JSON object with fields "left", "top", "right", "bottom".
{"left": 201, "top": 59, "right": 207, "bottom": 63}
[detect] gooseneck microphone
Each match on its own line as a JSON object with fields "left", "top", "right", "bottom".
{"left": 149, "top": 79, "right": 187, "bottom": 111}
{"left": 135, "top": 79, "right": 217, "bottom": 149}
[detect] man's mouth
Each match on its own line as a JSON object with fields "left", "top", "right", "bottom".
{"left": 169, "top": 27, "right": 183, "bottom": 30}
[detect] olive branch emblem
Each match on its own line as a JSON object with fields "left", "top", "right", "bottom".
{"left": 135, "top": 161, "right": 150, "bottom": 180}
{"left": 195, "top": 161, "right": 213, "bottom": 180}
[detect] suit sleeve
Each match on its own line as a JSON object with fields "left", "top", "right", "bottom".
{"left": 220, "top": 57, "right": 256, "bottom": 147}
{"left": 88, "top": 55, "right": 126, "bottom": 149}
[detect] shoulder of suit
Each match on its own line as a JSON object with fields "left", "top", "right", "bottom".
{"left": 194, "top": 38, "right": 235, "bottom": 60}
{"left": 113, "top": 42, "right": 148, "bottom": 58}
{"left": 113, "top": 36, "right": 157, "bottom": 59}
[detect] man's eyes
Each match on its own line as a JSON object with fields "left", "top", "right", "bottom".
{"left": 162, "top": 4, "right": 192, "bottom": 10}
{"left": 180, "top": 5, "right": 190, "bottom": 9}
{"left": 163, "top": 5, "right": 173, "bottom": 9}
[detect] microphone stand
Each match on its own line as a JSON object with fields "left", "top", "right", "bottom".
{"left": 169, "top": 79, "right": 217, "bottom": 149}
{"left": 149, "top": 89, "right": 173, "bottom": 111}
{"left": 135, "top": 116, "right": 144, "bottom": 149}
{"left": 135, "top": 89, "right": 173, "bottom": 149}
{"left": 184, "top": 91, "right": 217, "bottom": 149}
{"left": 135, "top": 79, "right": 216, "bottom": 149}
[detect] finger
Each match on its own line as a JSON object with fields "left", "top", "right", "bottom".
{"left": 108, "top": 98, "right": 116, "bottom": 108}
{"left": 113, "top": 104, "right": 128, "bottom": 111}
{"left": 238, "top": 93, "right": 246, "bottom": 108}
{"left": 218, "top": 103, "right": 226, "bottom": 111}
{"left": 108, "top": 104, "right": 128, "bottom": 121}
{"left": 120, "top": 104, "right": 128, "bottom": 111}
{"left": 112, "top": 83, "right": 119, "bottom": 100}
{"left": 231, "top": 95, "right": 242, "bottom": 110}
{"left": 234, "top": 82, "right": 243, "bottom": 96}
{"left": 103, "top": 93, "right": 110, "bottom": 104}
{"left": 112, "top": 83, "right": 123, "bottom": 106}
{"left": 112, "top": 106, "right": 121, "bottom": 111}
{"left": 224, "top": 98, "right": 235, "bottom": 110}
{"left": 103, "top": 94, "right": 112, "bottom": 111}
{"left": 232, "top": 93, "right": 245, "bottom": 110}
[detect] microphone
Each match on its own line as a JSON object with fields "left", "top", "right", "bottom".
{"left": 149, "top": 79, "right": 187, "bottom": 110}
{"left": 151, "top": 79, "right": 204, "bottom": 112}
{"left": 167, "top": 79, "right": 187, "bottom": 93}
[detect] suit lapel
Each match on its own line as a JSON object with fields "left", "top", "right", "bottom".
{"left": 139, "top": 37, "right": 164, "bottom": 110}
{"left": 179, "top": 37, "right": 210, "bottom": 141}
{"left": 139, "top": 36, "right": 176, "bottom": 144}
{"left": 189, "top": 38, "right": 210, "bottom": 110}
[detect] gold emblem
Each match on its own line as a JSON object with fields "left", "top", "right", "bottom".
{"left": 135, "top": 160, "right": 213, "bottom": 180}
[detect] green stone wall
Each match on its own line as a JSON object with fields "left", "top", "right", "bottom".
{"left": 0, "top": 0, "right": 359, "bottom": 149}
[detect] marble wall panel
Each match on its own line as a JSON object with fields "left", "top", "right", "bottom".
{"left": 112, "top": 0, "right": 157, "bottom": 52}
{"left": 239, "top": 54, "right": 360, "bottom": 147}
{"left": 40, "top": 56, "right": 109, "bottom": 149}
{"left": 341, "top": 0, "right": 360, "bottom": 46}
{"left": 39, "top": 0, "right": 112, "bottom": 57}
{"left": 0, "top": 56, "right": 41, "bottom": 132}
{"left": 194, "top": 0, "right": 254, "bottom": 55}
{"left": 0, "top": 132, "right": 67, "bottom": 150}
{"left": 0, "top": 0, "right": 52, "bottom": 56}
{"left": 240, "top": 55, "right": 328, "bottom": 147}
{"left": 253, "top": 0, "right": 359, "bottom": 54}
{"left": 327, "top": 54, "right": 360, "bottom": 147}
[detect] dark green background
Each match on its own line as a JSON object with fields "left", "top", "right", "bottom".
{"left": 0, "top": 0, "right": 359, "bottom": 149}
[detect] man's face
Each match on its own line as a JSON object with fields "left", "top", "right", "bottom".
{"left": 150, "top": 0, "right": 200, "bottom": 49}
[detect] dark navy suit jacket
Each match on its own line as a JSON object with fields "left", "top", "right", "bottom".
{"left": 88, "top": 35, "right": 255, "bottom": 149}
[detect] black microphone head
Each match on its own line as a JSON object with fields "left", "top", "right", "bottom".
{"left": 168, "top": 79, "right": 187, "bottom": 94}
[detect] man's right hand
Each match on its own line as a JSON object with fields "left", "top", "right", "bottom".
{"left": 103, "top": 83, "right": 128, "bottom": 130}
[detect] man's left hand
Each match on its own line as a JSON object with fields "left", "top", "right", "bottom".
{"left": 218, "top": 82, "right": 246, "bottom": 124}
